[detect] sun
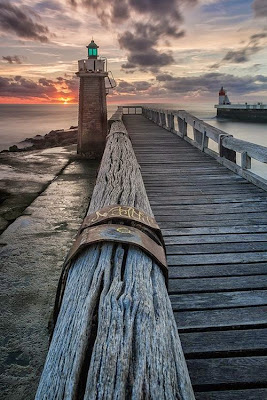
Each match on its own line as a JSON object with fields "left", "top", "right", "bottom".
{"left": 59, "top": 97, "right": 71, "bottom": 104}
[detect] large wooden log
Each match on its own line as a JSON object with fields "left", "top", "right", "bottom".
{"left": 36, "top": 120, "right": 195, "bottom": 399}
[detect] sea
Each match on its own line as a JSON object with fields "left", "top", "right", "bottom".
{"left": 0, "top": 103, "right": 266, "bottom": 178}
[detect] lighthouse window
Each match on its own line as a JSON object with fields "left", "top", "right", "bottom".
{"left": 93, "top": 49, "right": 97, "bottom": 56}
{"left": 89, "top": 48, "right": 93, "bottom": 56}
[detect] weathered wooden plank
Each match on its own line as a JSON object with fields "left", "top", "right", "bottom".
{"left": 165, "top": 233, "right": 267, "bottom": 245}
{"left": 169, "top": 276, "right": 267, "bottom": 293}
{"left": 144, "top": 180, "right": 249, "bottom": 187}
{"left": 157, "top": 213, "right": 267, "bottom": 222}
{"left": 170, "top": 290, "right": 267, "bottom": 309}
{"left": 168, "top": 263, "right": 267, "bottom": 278}
{"left": 166, "top": 242, "right": 267, "bottom": 255}
{"left": 143, "top": 175, "right": 246, "bottom": 182}
{"left": 162, "top": 225, "right": 267, "bottom": 236}
{"left": 161, "top": 219, "right": 267, "bottom": 228}
{"left": 152, "top": 203, "right": 267, "bottom": 214}
{"left": 194, "top": 389, "right": 267, "bottom": 400}
{"left": 174, "top": 306, "right": 267, "bottom": 330}
{"left": 167, "top": 252, "right": 267, "bottom": 266}
{"left": 145, "top": 187, "right": 263, "bottom": 195}
{"left": 180, "top": 328, "right": 267, "bottom": 356}
{"left": 149, "top": 196, "right": 267, "bottom": 205}
{"left": 187, "top": 356, "right": 267, "bottom": 386}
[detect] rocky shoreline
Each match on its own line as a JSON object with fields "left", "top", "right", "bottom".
{"left": 1, "top": 126, "right": 78, "bottom": 153}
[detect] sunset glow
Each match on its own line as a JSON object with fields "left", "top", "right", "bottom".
{"left": 0, "top": 0, "right": 266, "bottom": 104}
{"left": 59, "top": 97, "right": 72, "bottom": 105}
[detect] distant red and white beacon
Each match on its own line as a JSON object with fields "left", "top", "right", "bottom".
{"left": 219, "top": 86, "right": 231, "bottom": 105}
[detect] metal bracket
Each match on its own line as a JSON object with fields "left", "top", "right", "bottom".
{"left": 67, "top": 224, "right": 167, "bottom": 278}
{"left": 79, "top": 205, "right": 162, "bottom": 237}
{"left": 52, "top": 205, "right": 168, "bottom": 330}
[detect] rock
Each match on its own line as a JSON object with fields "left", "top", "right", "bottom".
{"left": 9, "top": 145, "right": 19, "bottom": 152}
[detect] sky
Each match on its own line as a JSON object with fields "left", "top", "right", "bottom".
{"left": 0, "top": 0, "right": 266, "bottom": 104}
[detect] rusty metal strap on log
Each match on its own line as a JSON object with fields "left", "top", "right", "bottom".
{"left": 52, "top": 206, "right": 167, "bottom": 332}
{"left": 78, "top": 204, "right": 164, "bottom": 246}
{"left": 68, "top": 224, "right": 167, "bottom": 277}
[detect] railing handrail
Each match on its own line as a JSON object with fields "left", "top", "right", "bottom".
{"left": 121, "top": 105, "right": 267, "bottom": 191}
{"left": 141, "top": 106, "right": 267, "bottom": 160}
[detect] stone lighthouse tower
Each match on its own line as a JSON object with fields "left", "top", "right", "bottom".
{"left": 76, "top": 40, "right": 108, "bottom": 158}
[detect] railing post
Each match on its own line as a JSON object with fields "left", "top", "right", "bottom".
{"left": 167, "top": 113, "right": 174, "bottom": 131}
{"left": 156, "top": 111, "right": 160, "bottom": 125}
{"left": 178, "top": 117, "right": 187, "bottom": 138}
{"left": 241, "top": 151, "right": 252, "bottom": 169}
{"left": 219, "top": 134, "right": 236, "bottom": 163}
{"left": 161, "top": 112, "right": 166, "bottom": 128}
{"left": 193, "top": 127, "right": 203, "bottom": 146}
{"left": 201, "top": 130, "right": 209, "bottom": 152}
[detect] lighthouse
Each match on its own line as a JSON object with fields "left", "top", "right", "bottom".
{"left": 219, "top": 87, "right": 231, "bottom": 105}
{"left": 76, "top": 40, "right": 108, "bottom": 158}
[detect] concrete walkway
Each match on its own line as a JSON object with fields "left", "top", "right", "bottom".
{"left": 0, "top": 154, "right": 98, "bottom": 399}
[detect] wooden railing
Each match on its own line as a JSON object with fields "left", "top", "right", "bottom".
{"left": 122, "top": 105, "right": 143, "bottom": 115}
{"left": 128, "top": 106, "right": 267, "bottom": 191}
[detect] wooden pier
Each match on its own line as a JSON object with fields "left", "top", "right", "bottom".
{"left": 123, "top": 107, "right": 267, "bottom": 399}
{"left": 35, "top": 105, "right": 267, "bottom": 399}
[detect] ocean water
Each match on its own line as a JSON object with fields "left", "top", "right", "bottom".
{"left": 0, "top": 104, "right": 116, "bottom": 151}
{"left": 0, "top": 102, "right": 266, "bottom": 177}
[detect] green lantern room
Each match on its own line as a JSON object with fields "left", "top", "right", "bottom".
{"left": 87, "top": 40, "right": 99, "bottom": 59}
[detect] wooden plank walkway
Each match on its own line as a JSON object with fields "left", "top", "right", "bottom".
{"left": 123, "top": 114, "right": 267, "bottom": 400}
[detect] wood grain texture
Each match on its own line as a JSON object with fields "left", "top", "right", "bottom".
{"left": 36, "top": 120, "right": 194, "bottom": 399}
{"left": 180, "top": 328, "right": 267, "bottom": 355}
{"left": 187, "top": 356, "right": 267, "bottom": 386}
{"left": 195, "top": 389, "right": 267, "bottom": 400}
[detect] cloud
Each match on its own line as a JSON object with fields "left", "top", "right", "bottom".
{"left": 0, "top": 1, "right": 51, "bottom": 42}
{"left": 69, "top": 0, "right": 194, "bottom": 71}
{"left": 128, "top": 49, "right": 174, "bottom": 69}
{"left": 118, "top": 20, "right": 184, "bottom": 70}
{"left": 70, "top": 0, "right": 191, "bottom": 24}
{"left": 0, "top": 75, "right": 78, "bottom": 101}
{"left": 2, "top": 55, "right": 23, "bottom": 64}
{"left": 114, "top": 79, "right": 152, "bottom": 94}
{"left": 252, "top": 0, "right": 267, "bottom": 18}
{"left": 210, "top": 31, "right": 267, "bottom": 69}
{"left": 110, "top": 72, "right": 267, "bottom": 100}
{"left": 222, "top": 47, "right": 261, "bottom": 64}
{"left": 156, "top": 72, "right": 267, "bottom": 96}
{"left": 35, "top": 0, "right": 63, "bottom": 12}
{"left": 156, "top": 74, "right": 175, "bottom": 81}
